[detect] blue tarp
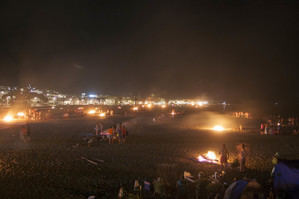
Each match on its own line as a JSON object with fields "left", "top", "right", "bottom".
{"left": 273, "top": 162, "right": 299, "bottom": 198}
{"left": 224, "top": 180, "right": 248, "bottom": 199}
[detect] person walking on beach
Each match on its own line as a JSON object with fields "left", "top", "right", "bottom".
{"left": 238, "top": 144, "right": 248, "bottom": 172}
{"left": 219, "top": 144, "right": 229, "bottom": 168}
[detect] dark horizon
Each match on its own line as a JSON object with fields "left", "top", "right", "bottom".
{"left": 0, "top": 1, "right": 298, "bottom": 102}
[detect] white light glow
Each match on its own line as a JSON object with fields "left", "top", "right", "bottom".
{"left": 197, "top": 151, "right": 218, "bottom": 164}
{"left": 17, "top": 112, "right": 25, "bottom": 117}
{"left": 3, "top": 115, "right": 13, "bottom": 122}
{"left": 88, "top": 110, "right": 96, "bottom": 114}
{"left": 171, "top": 110, "right": 176, "bottom": 116}
{"left": 206, "top": 151, "right": 216, "bottom": 160}
{"left": 99, "top": 112, "right": 106, "bottom": 117}
{"left": 212, "top": 125, "right": 224, "bottom": 132}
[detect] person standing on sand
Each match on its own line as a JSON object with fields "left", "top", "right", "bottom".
{"left": 112, "top": 125, "right": 117, "bottom": 144}
{"left": 95, "top": 122, "right": 103, "bottom": 141}
{"left": 121, "top": 124, "right": 127, "bottom": 143}
{"left": 95, "top": 123, "right": 99, "bottom": 136}
{"left": 108, "top": 126, "right": 114, "bottom": 144}
{"left": 264, "top": 124, "right": 268, "bottom": 135}
{"left": 239, "top": 124, "right": 243, "bottom": 133}
{"left": 260, "top": 123, "right": 264, "bottom": 135}
{"left": 238, "top": 144, "right": 247, "bottom": 172}
{"left": 20, "top": 123, "right": 31, "bottom": 143}
{"left": 98, "top": 122, "right": 104, "bottom": 135}
{"left": 219, "top": 144, "right": 229, "bottom": 168}
{"left": 117, "top": 123, "right": 123, "bottom": 144}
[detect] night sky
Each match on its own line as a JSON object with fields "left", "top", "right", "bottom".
{"left": 0, "top": 1, "right": 298, "bottom": 102}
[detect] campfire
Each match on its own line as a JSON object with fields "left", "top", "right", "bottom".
{"left": 212, "top": 125, "right": 224, "bottom": 132}
{"left": 3, "top": 114, "right": 14, "bottom": 122}
{"left": 2, "top": 112, "right": 27, "bottom": 123}
{"left": 88, "top": 109, "right": 96, "bottom": 115}
{"left": 99, "top": 112, "right": 106, "bottom": 118}
{"left": 197, "top": 151, "right": 218, "bottom": 164}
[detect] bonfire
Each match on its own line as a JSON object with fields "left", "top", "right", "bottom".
{"left": 3, "top": 114, "right": 14, "bottom": 122}
{"left": 197, "top": 151, "right": 218, "bottom": 164}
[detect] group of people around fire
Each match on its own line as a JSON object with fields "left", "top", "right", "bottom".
{"left": 219, "top": 143, "right": 248, "bottom": 172}
{"left": 115, "top": 143, "right": 267, "bottom": 199}
{"left": 96, "top": 122, "right": 128, "bottom": 144}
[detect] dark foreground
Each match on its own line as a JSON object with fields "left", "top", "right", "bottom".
{"left": 0, "top": 115, "right": 298, "bottom": 198}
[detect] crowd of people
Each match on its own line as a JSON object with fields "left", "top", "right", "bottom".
{"left": 260, "top": 116, "right": 299, "bottom": 135}
{"left": 114, "top": 143, "right": 284, "bottom": 199}
{"left": 114, "top": 144, "right": 298, "bottom": 199}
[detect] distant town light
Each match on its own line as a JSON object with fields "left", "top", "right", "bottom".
{"left": 17, "top": 112, "right": 25, "bottom": 117}
{"left": 88, "top": 94, "right": 97, "bottom": 98}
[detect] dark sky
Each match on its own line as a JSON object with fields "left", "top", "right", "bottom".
{"left": 0, "top": 0, "right": 298, "bottom": 102}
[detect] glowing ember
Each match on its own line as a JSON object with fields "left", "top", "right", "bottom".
{"left": 3, "top": 115, "right": 14, "bottom": 122}
{"left": 212, "top": 125, "right": 224, "bottom": 132}
{"left": 99, "top": 112, "right": 106, "bottom": 117}
{"left": 197, "top": 151, "right": 218, "bottom": 164}
{"left": 88, "top": 110, "right": 96, "bottom": 114}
